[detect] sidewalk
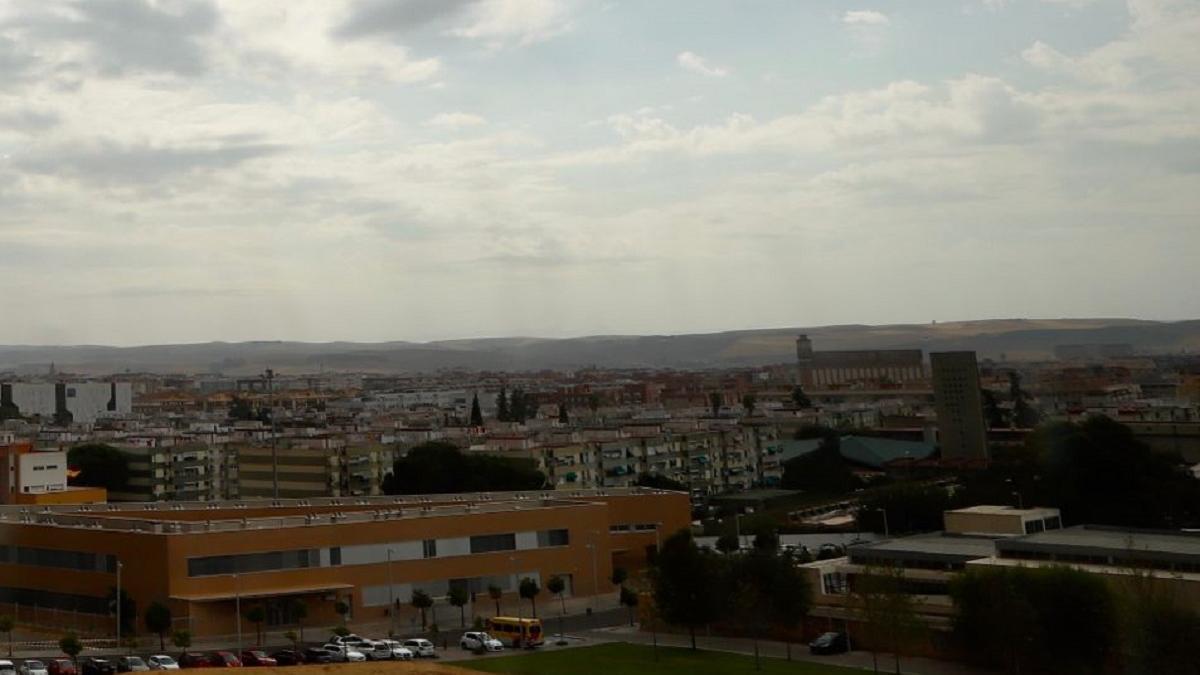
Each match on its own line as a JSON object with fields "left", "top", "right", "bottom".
{"left": 583, "top": 625, "right": 995, "bottom": 675}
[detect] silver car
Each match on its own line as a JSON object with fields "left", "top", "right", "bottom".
{"left": 19, "top": 661, "right": 48, "bottom": 675}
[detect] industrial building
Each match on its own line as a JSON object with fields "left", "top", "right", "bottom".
{"left": 0, "top": 382, "right": 132, "bottom": 424}
{"left": 0, "top": 488, "right": 688, "bottom": 637}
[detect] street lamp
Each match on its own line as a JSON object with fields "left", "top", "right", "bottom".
{"left": 509, "top": 555, "right": 521, "bottom": 621}
{"left": 874, "top": 508, "right": 890, "bottom": 538}
{"left": 584, "top": 540, "right": 599, "bottom": 612}
{"left": 234, "top": 573, "right": 242, "bottom": 658}
{"left": 115, "top": 560, "right": 123, "bottom": 649}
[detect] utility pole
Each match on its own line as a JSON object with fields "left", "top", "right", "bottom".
{"left": 234, "top": 573, "right": 242, "bottom": 658}
{"left": 115, "top": 560, "right": 123, "bottom": 650}
{"left": 265, "top": 368, "right": 278, "bottom": 500}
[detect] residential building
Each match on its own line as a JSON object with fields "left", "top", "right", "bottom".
{"left": 931, "top": 352, "right": 989, "bottom": 461}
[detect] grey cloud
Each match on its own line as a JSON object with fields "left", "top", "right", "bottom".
{"left": 14, "top": 139, "right": 284, "bottom": 186}
{"left": 0, "top": 36, "right": 36, "bottom": 84}
{"left": 0, "top": 107, "right": 60, "bottom": 133}
{"left": 332, "top": 0, "right": 477, "bottom": 39}
{"left": 13, "top": 0, "right": 218, "bottom": 77}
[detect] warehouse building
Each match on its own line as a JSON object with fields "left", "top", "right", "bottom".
{"left": 0, "top": 488, "right": 687, "bottom": 636}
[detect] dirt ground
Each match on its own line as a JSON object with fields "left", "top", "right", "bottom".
{"left": 247, "top": 662, "right": 476, "bottom": 675}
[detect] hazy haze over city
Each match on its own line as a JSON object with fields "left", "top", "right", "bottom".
{"left": 1, "top": 0, "right": 1197, "bottom": 345}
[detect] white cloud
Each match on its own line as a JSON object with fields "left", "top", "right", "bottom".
{"left": 842, "top": 10, "right": 891, "bottom": 55}
{"left": 676, "top": 51, "right": 730, "bottom": 77}
{"left": 842, "top": 10, "right": 890, "bottom": 25}
{"left": 447, "top": 0, "right": 576, "bottom": 46}
{"left": 426, "top": 112, "right": 488, "bottom": 129}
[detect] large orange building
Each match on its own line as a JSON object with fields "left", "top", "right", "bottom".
{"left": 0, "top": 488, "right": 688, "bottom": 636}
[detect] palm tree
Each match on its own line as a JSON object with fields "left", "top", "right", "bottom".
{"left": 546, "top": 576, "right": 567, "bottom": 615}
{"left": 0, "top": 616, "right": 13, "bottom": 657}
{"left": 487, "top": 584, "right": 504, "bottom": 616}
{"left": 619, "top": 586, "right": 639, "bottom": 626}
{"left": 289, "top": 599, "right": 308, "bottom": 643}
{"left": 143, "top": 603, "right": 171, "bottom": 651}
{"left": 447, "top": 587, "right": 469, "bottom": 628}
{"left": 518, "top": 577, "right": 540, "bottom": 618}
{"left": 411, "top": 589, "right": 433, "bottom": 629}
{"left": 245, "top": 606, "right": 265, "bottom": 646}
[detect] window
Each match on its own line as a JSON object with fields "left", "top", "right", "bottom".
{"left": 187, "top": 549, "right": 319, "bottom": 577}
{"left": 330, "top": 547, "right": 342, "bottom": 566}
{"left": 1024, "top": 520, "right": 1046, "bottom": 534}
{"left": 822, "top": 573, "right": 848, "bottom": 595}
{"left": 470, "top": 533, "right": 516, "bottom": 554}
{"left": 422, "top": 539, "right": 437, "bottom": 559}
{"left": 536, "top": 529, "right": 569, "bottom": 547}
{"left": 1044, "top": 516, "right": 1062, "bottom": 530}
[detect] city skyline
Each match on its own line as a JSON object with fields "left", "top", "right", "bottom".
{"left": 1, "top": 0, "right": 1197, "bottom": 345}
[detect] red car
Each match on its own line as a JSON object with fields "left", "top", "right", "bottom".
{"left": 207, "top": 653, "right": 241, "bottom": 669}
{"left": 238, "top": 652, "right": 275, "bottom": 668}
{"left": 48, "top": 660, "right": 77, "bottom": 675}
{"left": 177, "top": 654, "right": 211, "bottom": 669}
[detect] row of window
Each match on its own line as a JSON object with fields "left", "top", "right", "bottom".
{"left": 0, "top": 545, "right": 117, "bottom": 573}
{"left": 0, "top": 586, "right": 108, "bottom": 614}
{"left": 187, "top": 529, "right": 571, "bottom": 578}
{"left": 609, "top": 523, "right": 659, "bottom": 533}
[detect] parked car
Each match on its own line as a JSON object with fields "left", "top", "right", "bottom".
{"left": 402, "top": 639, "right": 435, "bottom": 658}
{"left": 47, "top": 660, "right": 76, "bottom": 675}
{"left": 327, "top": 634, "right": 367, "bottom": 647}
{"left": 460, "top": 632, "right": 504, "bottom": 652}
{"left": 299, "top": 649, "right": 333, "bottom": 665}
{"left": 320, "top": 645, "right": 364, "bottom": 663}
{"left": 265, "top": 652, "right": 302, "bottom": 667}
{"left": 357, "top": 642, "right": 389, "bottom": 661}
{"left": 20, "top": 660, "right": 48, "bottom": 675}
{"left": 116, "top": 658, "right": 148, "bottom": 674}
{"left": 176, "top": 654, "right": 210, "bottom": 669}
{"left": 80, "top": 659, "right": 116, "bottom": 675}
{"left": 377, "top": 641, "right": 413, "bottom": 661}
{"left": 146, "top": 657, "right": 179, "bottom": 671}
{"left": 237, "top": 652, "right": 275, "bottom": 668}
{"left": 206, "top": 654, "right": 240, "bottom": 669}
{"left": 1, "top": 660, "right": 17, "bottom": 675}
{"left": 809, "top": 631, "right": 850, "bottom": 655}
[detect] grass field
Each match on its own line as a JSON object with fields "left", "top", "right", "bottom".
{"left": 461, "top": 643, "right": 866, "bottom": 675}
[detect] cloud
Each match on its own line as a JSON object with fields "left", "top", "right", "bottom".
{"left": 332, "top": 0, "right": 476, "bottom": 39}
{"left": 445, "top": 0, "right": 576, "bottom": 45}
{"left": 676, "top": 51, "right": 729, "bottom": 77}
{"left": 841, "top": 10, "right": 890, "bottom": 54}
{"left": 842, "top": 10, "right": 889, "bottom": 25}
{"left": 426, "top": 112, "right": 488, "bottom": 129}
{"left": 13, "top": 139, "right": 283, "bottom": 186}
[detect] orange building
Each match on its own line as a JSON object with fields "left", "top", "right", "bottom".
{"left": 0, "top": 488, "right": 688, "bottom": 636}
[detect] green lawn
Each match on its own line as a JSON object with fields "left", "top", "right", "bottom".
{"left": 461, "top": 643, "right": 865, "bottom": 675}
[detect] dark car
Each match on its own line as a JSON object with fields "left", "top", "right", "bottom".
{"left": 237, "top": 653, "right": 274, "bottom": 668}
{"left": 47, "top": 661, "right": 76, "bottom": 675}
{"left": 809, "top": 631, "right": 850, "bottom": 655}
{"left": 80, "top": 660, "right": 116, "bottom": 675}
{"left": 266, "top": 652, "right": 302, "bottom": 667}
{"left": 176, "top": 655, "right": 210, "bottom": 670}
{"left": 299, "top": 649, "right": 333, "bottom": 665}
{"left": 205, "top": 654, "right": 239, "bottom": 669}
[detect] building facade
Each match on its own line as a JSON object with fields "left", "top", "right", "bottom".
{"left": 795, "top": 335, "right": 926, "bottom": 389}
{"left": 930, "top": 351, "right": 989, "bottom": 461}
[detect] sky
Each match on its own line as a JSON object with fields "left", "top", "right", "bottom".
{"left": 0, "top": 0, "right": 1197, "bottom": 345}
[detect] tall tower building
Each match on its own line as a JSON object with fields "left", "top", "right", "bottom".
{"left": 931, "top": 351, "right": 989, "bottom": 461}
{"left": 795, "top": 335, "right": 815, "bottom": 386}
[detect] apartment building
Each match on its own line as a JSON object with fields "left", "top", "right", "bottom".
{"left": 112, "top": 444, "right": 238, "bottom": 502}
{"left": 237, "top": 445, "right": 398, "bottom": 499}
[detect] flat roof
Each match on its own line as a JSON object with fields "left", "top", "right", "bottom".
{"left": 999, "top": 525, "right": 1200, "bottom": 560}
{"left": 849, "top": 532, "right": 998, "bottom": 563}
{"left": 949, "top": 505, "right": 1061, "bottom": 518}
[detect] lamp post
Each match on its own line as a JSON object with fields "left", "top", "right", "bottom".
{"left": 655, "top": 521, "right": 662, "bottom": 552}
{"left": 115, "top": 560, "right": 123, "bottom": 649}
{"left": 234, "top": 573, "right": 242, "bottom": 659}
{"left": 735, "top": 513, "right": 747, "bottom": 549}
{"left": 387, "top": 549, "right": 396, "bottom": 638}
{"left": 1012, "top": 491, "right": 1024, "bottom": 510}
{"left": 509, "top": 556, "right": 521, "bottom": 621}
{"left": 584, "top": 542, "right": 598, "bottom": 612}
{"left": 874, "top": 508, "right": 890, "bottom": 538}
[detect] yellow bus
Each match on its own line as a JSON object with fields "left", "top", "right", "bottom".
{"left": 485, "top": 616, "right": 544, "bottom": 648}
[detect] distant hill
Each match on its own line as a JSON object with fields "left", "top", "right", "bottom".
{"left": 1, "top": 318, "right": 1197, "bottom": 375}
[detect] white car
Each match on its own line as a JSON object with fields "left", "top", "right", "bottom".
{"left": 402, "top": 638, "right": 436, "bottom": 658}
{"left": 379, "top": 640, "right": 414, "bottom": 661}
{"left": 460, "top": 632, "right": 504, "bottom": 652}
{"left": 146, "top": 656, "right": 179, "bottom": 671}
{"left": 323, "top": 644, "right": 366, "bottom": 662}
{"left": 0, "top": 661, "right": 16, "bottom": 675}
{"left": 19, "top": 661, "right": 48, "bottom": 675}
{"left": 329, "top": 634, "right": 368, "bottom": 647}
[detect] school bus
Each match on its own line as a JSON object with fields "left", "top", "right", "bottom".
{"left": 485, "top": 616, "right": 544, "bottom": 648}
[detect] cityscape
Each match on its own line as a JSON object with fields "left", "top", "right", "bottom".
{"left": 2, "top": 1, "right": 1199, "bottom": 675}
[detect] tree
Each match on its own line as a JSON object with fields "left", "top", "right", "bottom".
{"left": 708, "top": 392, "right": 721, "bottom": 417}
{"left": 633, "top": 473, "right": 687, "bottom": 491}
{"left": 510, "top": 389, "right": 528, "bottom": 423}
{"left": 381, "top": 441, "right": 545, "bottom": 495}
{"left": 496, "top": 388, "right": 509, "bottom": 422}
{"left": 283, "top": 631, "right": 299, "bottom": 650}
{"left": 106, "top": 586, "right": 136, "bottom": 636}
{"left": 546, "top": 576, "right": 567, "bottom": 615}
{"left": 410, "top": 589, "right": 433, "bottom": 629}
{"left": 764, "top": 551, "right": 811, "bottom": 661}
{"left": 790, "top": 385, "right": 812, "bottom": 409}
{"left": 752, "top": 529, "right": 779, "bottom": 553}
{"left": 0, "top": 616, "right": 12, "bottom": 657}
{"left": 981, "top": 389, "right": 1007, "bottom": 429}
{"left": 855, "top": 565, "right": 924, "bottom": 674}
{"left": 610, "top": 567, "right": 628, "bottom": 588}
{"left": 228, "top": 397, "right": 257, "bottom": 422}
{"left": 857, "top": 483, "right": 957, "bottom": 535}
{"left": 741, "top": 394, "right": 757, "bottom": 416}
{"left": 469, "top": 394, "right": 484, "bottom": 426}
{"left": 143, "top": 602, "right": 171, "bottom": 651}
{"left": 67, "top": 444, "right": 129, "bottom": 492}
{"left": 716, "top": 532, "right": 740, "bottom": 555}
{"left": 170, "top": 629, "right": 191, "bottom": 655}
{"left": 1008, "top": 372, "right": 1041, "bottom": 429}
{"left": 487, "top": 584, "right": 503, "bottom": 616}
{"left": 59, "top": 633, "right": 82, "bottom": 663}
{"left": 557, "top": 403, "right": 569, "bottom": 425}
{"left": 245, "top": 606, "right": 265, "bottom": 646}
{"left": 518, "top": 577, "right": 540, "bottom": 618}
{"left": 619, "top": 586, "right": 639, "bottom": 626}
{"left": 447, "top": 586, "right": 469, "bottom": 628}
{"left": 781, "top": 433, "right": 860, "bottom": 495}
{"left": 289, "top": 598, "right": 308, "bottom": 642}
{"left": 651, "top": 530, "right": 722, "bottom": 650}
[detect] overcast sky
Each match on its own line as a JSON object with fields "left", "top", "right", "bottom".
{"left": 0, "top": 0, "right": 1197, "bottom": 345}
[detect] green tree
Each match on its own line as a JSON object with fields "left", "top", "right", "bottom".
{"left": 518, "top": 577, "right": 540, "bottom": 618}
{"left": 708, "top": 392, "right": 721, "bottom": 417}
{"left": 981, "top": 388, "right": 1007, "bottom": 429}
{"left": 781, "top": 433, "right": 859, "bottom": 495}
{"left": 609, "top": 567, "right": 628, "bottom": 588}
{"left": 546, "top": 575, "right": 567, "bottom": 615}
{"left": 283, "top": 630, "right": 298, "bottom": 650}
{"left": 0, "top": 615, "right": 13, "bottom": 657}
{"left": 741, "top": 394, "right": 757, "bottom": 416}
{"left": 1008, "top": 372, "right": 1042, "bottom": 428}
{"left": 752, "top": 529, "right": 779, "bottom": 553}
{"left": 59, "top": 633, "right": 82, "bottom": 663}
{"left": 245, "top": 605, "right": 265, "bottom": 646}
{"left": 289, "top": 598, "right": 308, "bottom": 642}
{"left": 557, "top": 403, "right": 569, "bottom": 425}
{"left": 857, "top": 483, "right": 957, "bottom": 535}
{"left": 487, "top": 584, "right": 503, "bottom": 616}
{"left": 469, "top": 394, "right": 484, "bottom": 426}
{"left": 106, "top": 586, "right": 136, "bottom": 636}
{"left": 765, "top": 550, "right": 811, "bottom": 661}
{"left": 447, "top": 586, "right": 469, "bottom": 628}
{"left": 170, "top": 629, "right": 191, "bottom": 655}
{"left": 510, "top": 388, "right": 528, "bottom": 423}
{"left": 410, "top": 589, "right": 433, "bottom": 629}
{"left": 68, "top": 444, "right": 130, "bottom": 492}
{"left": 496, "top": 388, "right": 509, "bottom": 422}
{"left": 143, "top": 602, "right": 172, "bottom": 651}
{"left": 619, "top": 586, "right": 640, "bottom": 626}
{"left": 651, "top": 530, "right": 722, "bottom": 650}
{"left": 855, "top": 565, "right": 923, "bottom": 674}
{"left": 715, "top": 532, "right": 740, "bottom": 555}
{"left": 381, "top": 441, "right": 545, "bottom": 495}
{"left": 790, "top": 385, "right": 812, "bottom": 409}
{"left": 334, "top": 599, "right": 350, "bottom": 624}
